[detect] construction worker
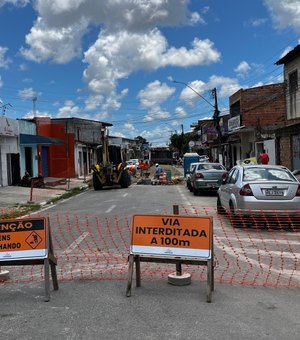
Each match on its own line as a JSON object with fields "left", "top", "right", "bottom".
{"left": 155, "top": 163, "right": 162, "bottom": 179}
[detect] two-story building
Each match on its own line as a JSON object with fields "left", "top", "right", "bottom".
{"left": 227, "top": 83, "right": 286, "bottom": 167}
{"left": 275, "top": 44, "right": 300, "bottom": 170}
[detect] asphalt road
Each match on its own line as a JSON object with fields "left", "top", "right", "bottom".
{"left": 1, "top": 182, "right": 300, "bottom": 339}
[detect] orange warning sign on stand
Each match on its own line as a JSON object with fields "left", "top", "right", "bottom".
{"left": 0, "top": 217, "right": 48, "bottom": 260}
{"left": 131, "top": 214, "right": 212, "bottom": 258}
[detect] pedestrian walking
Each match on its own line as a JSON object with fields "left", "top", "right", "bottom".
{"left": 259, "top": 149, "right": 269, "bottom": 164}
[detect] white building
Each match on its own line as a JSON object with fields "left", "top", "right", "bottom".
{"left": 0, "top": 116, "right": 20, "bottom": 186}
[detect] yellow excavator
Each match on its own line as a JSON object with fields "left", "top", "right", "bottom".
{"left": 92, "top": 126, "right": 131, "bottom": 190}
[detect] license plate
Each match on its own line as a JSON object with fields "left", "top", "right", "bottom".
{"left": 265, "top": 189, "right": 284, "bottom": 196}
{"left": 206, "top": 183, "right": 216, "bottom": 188}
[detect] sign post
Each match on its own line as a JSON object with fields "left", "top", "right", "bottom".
{"left": 126, "top": 212, "right": 214, "bottom": 302}
{"left": 0, "top": 217, "right": 58, "bottom": 301}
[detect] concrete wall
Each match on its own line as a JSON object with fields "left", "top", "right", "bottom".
{"left": 279, "top": 136, "right": 292, "bottom": 169}
{"left": 230, "top": 84, "right": 286, "bottom": 128}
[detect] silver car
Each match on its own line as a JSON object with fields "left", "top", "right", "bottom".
{"left": 186, "top": 162, "right": 199, "bottom": 191}
{"left": 191, "top": 162, "right": 227, "bottom": 195}
{"left": 217, "top": 165, "right": 300, "bottom": 217}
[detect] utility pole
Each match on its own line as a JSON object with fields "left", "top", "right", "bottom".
{"left": 211, "top": 88, "right": 221, "bottom": 161}
{"left": 212, "top": 88, "right": 220, "bottom": 135}
{"left": 180, "top": 124, "right": 184, "bottom": 156}
{"left": 1, "top": 102, "right": 12, "bottom": 115}
{"left": 172, "top": 80, "right": 222, "bottom": 160}
{"left": 32, "top": 97, "right": 37, "bottom": 117}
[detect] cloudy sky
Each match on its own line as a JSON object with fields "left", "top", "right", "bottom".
{"left": 0, "top": 0, "right": 300, "bottom": 145}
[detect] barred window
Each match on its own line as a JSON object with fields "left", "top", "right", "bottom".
{"left": 289, "top": 70, "right": 298, "bottom": 93}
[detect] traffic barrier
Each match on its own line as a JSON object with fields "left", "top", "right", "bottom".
{"left": 159, "top": 172, "right": 168, "bottom": 184}
{"left": 0, "top": 208, "right": 299, "bottom": 287}
{"left": 0, "top": 217, "right": 58, "bottom": 301}
{"left": 126, "top": 209, "right": 214, "bottom": 302}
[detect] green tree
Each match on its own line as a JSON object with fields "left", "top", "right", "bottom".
{"left": 170, "top": 132, "right": 194, "bottom": 155}
{"left": 135, "top": 136, "right": 147, "bottom": 145}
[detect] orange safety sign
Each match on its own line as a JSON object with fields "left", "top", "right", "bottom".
{"left": 131, "top": 214, "right": 212, "bottom": 258}
{"left": 0, "top": 217, "right": 48, "bottom": 260}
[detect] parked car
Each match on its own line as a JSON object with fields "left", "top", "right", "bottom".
{"left": 217, "top": 165, "right": 300, "bottom": 219}
{"left": 186, "top": 162, "right": 199, "bottom": 191}
{"left": 190, "top": 162, "right": 227, "bottom": 195}
{"left": 199, "top": 155, "right": 210, "bottom": 162}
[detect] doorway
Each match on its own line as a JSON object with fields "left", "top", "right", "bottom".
{"left": 6, "top": 153, "right": 20, "bottom": 185}
{"left": 41, "top": 146, "right": 49, "bottom": 177}
{"left": 25, "top": 146, "right": 33, "bottom": 176}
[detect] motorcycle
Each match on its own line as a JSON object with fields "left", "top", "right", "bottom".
{"left": 19, "top": 171, "right": 45, "bottom": 188}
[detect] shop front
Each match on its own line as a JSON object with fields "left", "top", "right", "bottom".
{"left": 0, "top": 117, "right": 20, "bottom": 186}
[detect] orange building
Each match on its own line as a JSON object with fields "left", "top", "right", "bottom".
{"left": 34, "top": 117, "right": 111, "bottom": 178}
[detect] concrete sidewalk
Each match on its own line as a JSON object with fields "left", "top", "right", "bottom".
{"left": 0, "top": 166, "right": 184, "bottom": 208}
{"left": 0, "top": 178, "right": 89, "bottom": 208}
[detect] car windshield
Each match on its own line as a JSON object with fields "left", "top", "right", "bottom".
{"left": 197, "top": 164, "right": 224, "bottom": 171}
{"left": 243, "top": 167, "right": 296, "bottom": 182}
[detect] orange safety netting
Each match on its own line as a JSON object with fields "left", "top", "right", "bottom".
{"left": 1, "top": 206, "right": 300, "bottom": 287}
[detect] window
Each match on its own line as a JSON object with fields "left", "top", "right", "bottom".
{"left": 197, "top": 164, "right": 225, "bottom": 171}
{"left": 289, "top": 70, "right": 298, "bottom": 118}
{"left": 289, "top": 70, "right": 298, "bottom": 92}
{"left": 229, "top": 169, "right": 239, "bottom": 184}
{"left": 243, "top": 167, "right": 296, "bottom": 182}
{"left": 225, "top": 168, "right": 239, "bottom": 184}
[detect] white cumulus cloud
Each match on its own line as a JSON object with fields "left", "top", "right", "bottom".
{"left": 264, "top": 0, "right": 300, "bottom": 31}
{"left": 234, "top": 61, "right": 251, "bottom": 76}
{"left": 18, "top": 87, "right": 40, "bottom": 100}
{"left": 57, "top": 100, "right": 81, "bottom": 117}
{"left": 20, "top": 17, "right": 88, "bottom": 63}
{"left": 175, "top": 106, "right": 187, "bottom": 117}
{"left": 138, "top": 80, "right": 175, "bottom": 108}
{"left": 0, "top": 0, "right": 29, "bottom": 7}
{"left": 0, "top": 46, "right": 12, "bottom": 68}
{"left": 18, "top": 0, "right": 221, "bottom": 115}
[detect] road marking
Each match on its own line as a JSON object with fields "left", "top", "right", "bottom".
{"left": 122, "top": 193, "right": 128, "bottom": 197}
{"left": 176, "top": 186, "right": 190, "bottom": 206}
{"left": 106, "top": 204, "right": 116, "bottom": 213}
{"left": 64, "top": 232, "right": 89, "bottom": 255}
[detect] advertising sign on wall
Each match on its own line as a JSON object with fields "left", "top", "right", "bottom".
{"left": 0, "top": 117, "right": 19, "bottom": 137}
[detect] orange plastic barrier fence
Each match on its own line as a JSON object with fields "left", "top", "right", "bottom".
{"left": 1, "top": 207, "right": 300, "bottom": 287}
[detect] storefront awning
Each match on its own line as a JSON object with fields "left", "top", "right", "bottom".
{"left": 20, "top": 134, "right": 64, "bottom": 145}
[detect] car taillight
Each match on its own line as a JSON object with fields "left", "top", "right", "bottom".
{"left": 296, "top": 184, "right": 300, "bottom": 196}
{"left": 195, "top": 173, "right": 204, "bottom": 178}
{"left": 222, "top": 172, "right": 228, "bottom": 179}
{"left": 239, "top": 184, "right": 253, "bottom": 196}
